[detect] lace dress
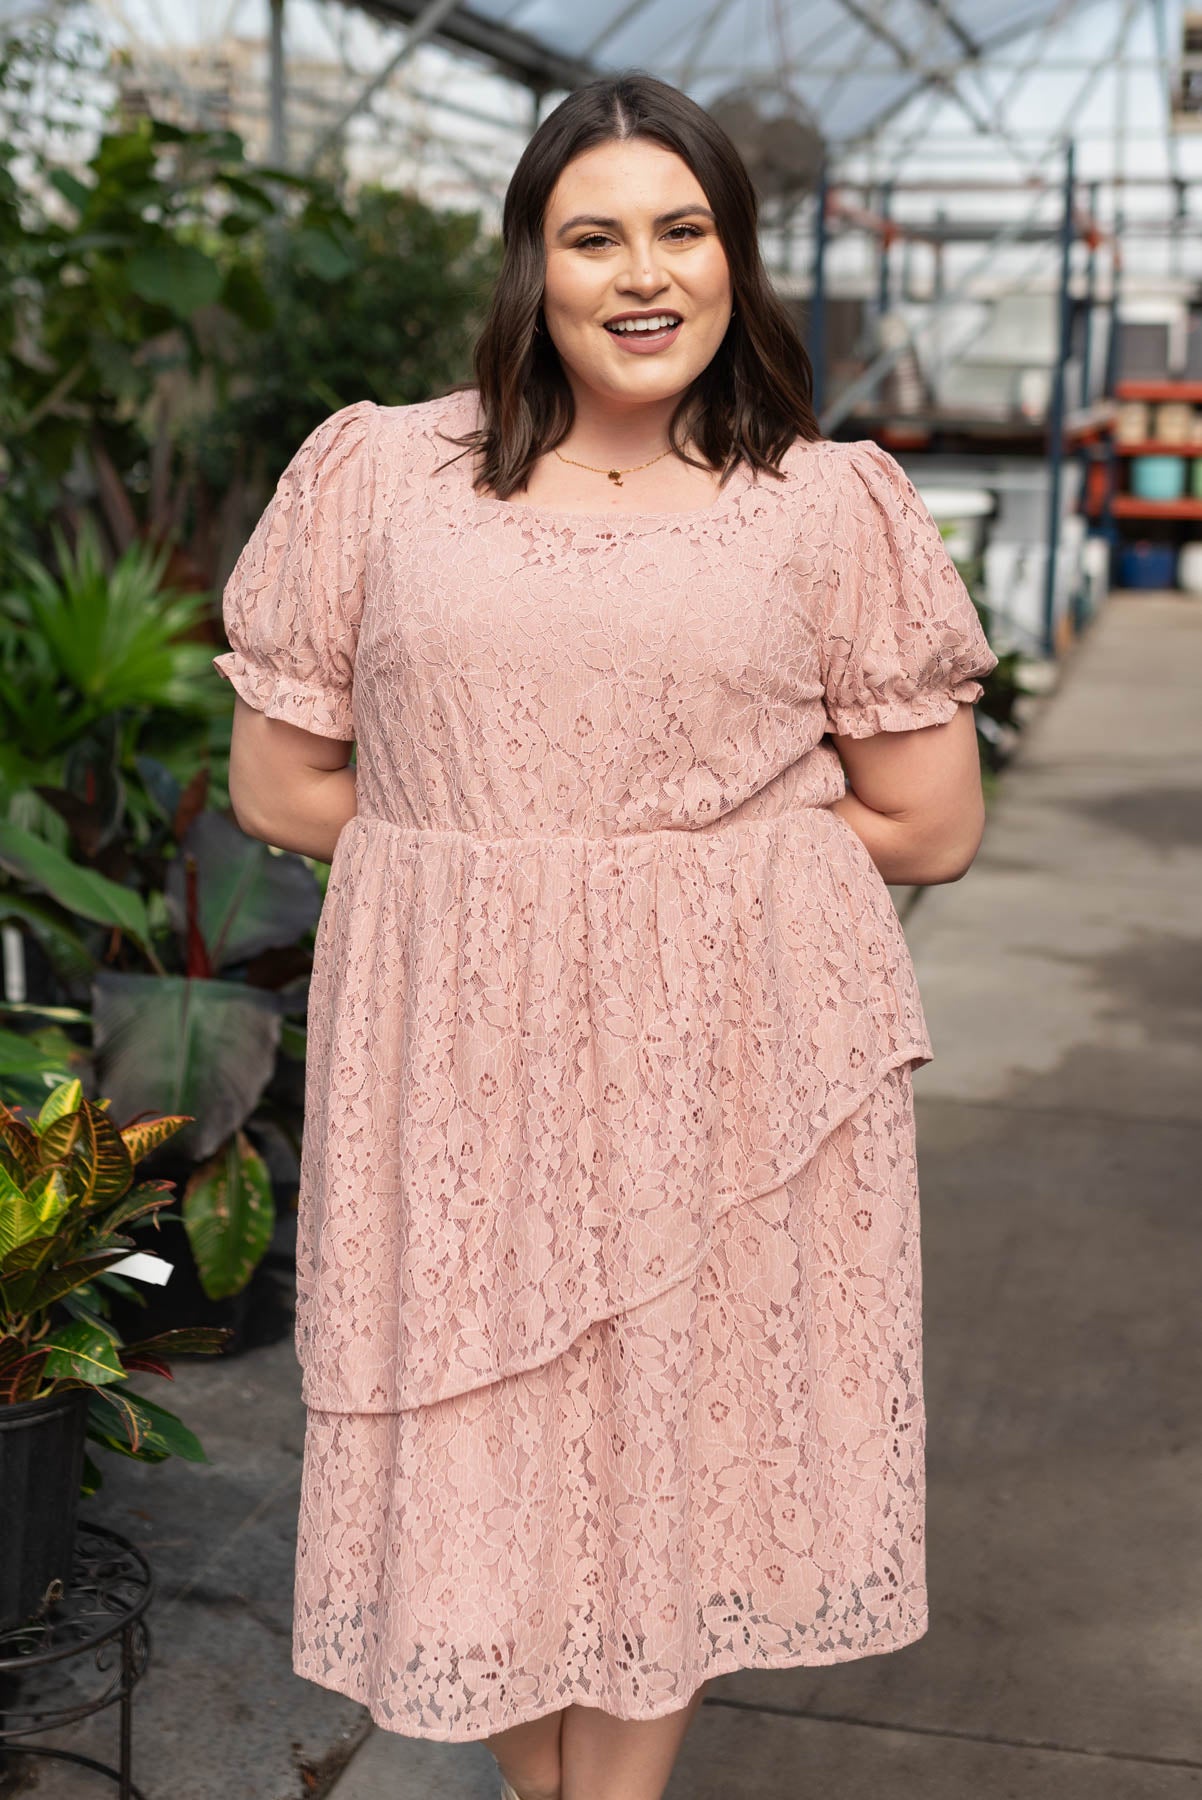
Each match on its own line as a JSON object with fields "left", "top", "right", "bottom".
{"left": 212, "top": 385, "right": 997, "bottom": 1742}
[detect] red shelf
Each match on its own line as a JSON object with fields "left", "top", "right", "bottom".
{"left": 1110, "top": 495, "right": 1202, "bottom": 519}
{"left": 1112, "top": 442, "right": 1202, "bottom": 456}
{"left": 1114, "top": 380, "right": 1202, "bottom": 402}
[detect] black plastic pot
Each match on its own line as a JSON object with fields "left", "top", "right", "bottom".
{"left": 0, "top": 1386, "right": 89, "bottom": 1635}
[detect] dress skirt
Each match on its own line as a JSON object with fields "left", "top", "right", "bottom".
{"left": 291, "top": 1060, "right": 928, "bottom": 1743}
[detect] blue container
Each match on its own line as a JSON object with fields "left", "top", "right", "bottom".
{"left": 1118, "top": 540, "right": 1178, "bottom": 588}
{"left": 1130, "top": 454, "right": 1186, "bottom": 500}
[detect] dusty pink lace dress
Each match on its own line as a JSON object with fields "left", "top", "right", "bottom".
{"left": 213, "top": 384, "right": 997, "bottom": 1742}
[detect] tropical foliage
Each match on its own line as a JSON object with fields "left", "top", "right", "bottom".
{"left": 0, "top": 1074, "right": 229, "bottom": 1495}
{"left": 0, "top": 21, "right": 497, "bottom": 1311}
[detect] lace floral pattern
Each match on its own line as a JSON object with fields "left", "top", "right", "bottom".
{"left": 213, "top": 387, "right": 995, "bottom": 1737}
{"left": 294, "top": 1063, "right": 926, "bottom": 1741}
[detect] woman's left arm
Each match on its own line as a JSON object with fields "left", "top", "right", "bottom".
{"left": 829, "top": 701, "right": 987, "bottom": 886}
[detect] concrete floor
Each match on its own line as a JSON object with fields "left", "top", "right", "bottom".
{"left": 3, "top": 591, "right": 1198, "bottom": 1799}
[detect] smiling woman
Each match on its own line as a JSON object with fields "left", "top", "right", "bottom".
{"left": 218, "top": 67, "right": 998, "bottom": 1800}
{"left": 543, "top": 162, "right": 726, "bottom": 398}
{"left": 440, "top": 75, "right": 822, "bottom": 505}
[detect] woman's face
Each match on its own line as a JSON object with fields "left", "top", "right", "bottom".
{"left": 540, "top": 137, "right": 733, "bottom": 413}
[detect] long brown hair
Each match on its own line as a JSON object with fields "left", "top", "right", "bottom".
{"left": 440, "top": 72, "right": 823, "bottom": 499}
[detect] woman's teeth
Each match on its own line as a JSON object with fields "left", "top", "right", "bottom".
{"left": 605, "top": 315, "right": 681, "bottom": 334}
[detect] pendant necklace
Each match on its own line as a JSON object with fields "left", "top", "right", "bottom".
{"left": 553, "top": 445, "right": 674, "bottom": 488}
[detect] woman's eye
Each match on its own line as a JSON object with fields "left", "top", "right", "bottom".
{"left": 572, "top": 223, "right": 705, "bottom": 250}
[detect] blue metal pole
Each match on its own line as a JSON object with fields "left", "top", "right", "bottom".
{"left": 1103, "top": 204, "right": 1123, "bottom": 398}
{"left": 1043, "top": 139, "right": 1076, "bottom": 660}
{"left": 1101, "top": 199, "right": 1125, "bottom": 584}
{"left": 1080, "top": 180, "right": 1099, "bottom": 407}
{"left": 877, "top": 179, "right": 893, "bottom": 318}
{"left": 811, "top": 158, "right": 829, "bottom": 420}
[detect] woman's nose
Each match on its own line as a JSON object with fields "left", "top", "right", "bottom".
{"left": 617, "top": 253, "right": 668, "bottom": 292}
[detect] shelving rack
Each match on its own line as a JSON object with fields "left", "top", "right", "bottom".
{"left": 806, "top": 142, "right": 1112, "bottom": 656}
{"left": 1084, "top": 380, "right": 1202, "bottom": 537}
{"left": 806, "top": 153, "right": 1202, "bottom": 653}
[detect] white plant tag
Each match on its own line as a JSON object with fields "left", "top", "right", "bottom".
{"left": 105, "top": 1252, "right": 174, "bottom": 1286}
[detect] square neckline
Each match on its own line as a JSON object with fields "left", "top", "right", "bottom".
{"left": 470, "top": 460, "right": 755, "bottom": 533}
{"left": 442, "top": 387, "right": 758, "bottom": 536}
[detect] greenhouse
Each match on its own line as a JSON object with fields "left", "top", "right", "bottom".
{"left": 0, "top": 5, "right": 1198, "bottom": 1798}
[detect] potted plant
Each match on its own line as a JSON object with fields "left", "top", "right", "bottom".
{"left": 0, "top": 517, "right": 321, "bottom": 1340}
{"left": 0, "top": 1073, "right": 229, "bottom": 1634}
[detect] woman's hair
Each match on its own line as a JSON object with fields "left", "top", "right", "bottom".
{"left": 441, "top": 71, "right": 823, "bottom": 498}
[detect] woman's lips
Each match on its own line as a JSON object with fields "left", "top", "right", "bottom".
{"left": 603, "top": 320, "right": 683, "bottom": 354}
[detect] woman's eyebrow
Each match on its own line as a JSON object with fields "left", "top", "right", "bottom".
{"left": 554, "top": 205, "right": 716, "bottom": 239}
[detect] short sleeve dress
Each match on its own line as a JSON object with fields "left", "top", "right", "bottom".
{"left": 213, "top": 385, "right": 997, "bottom": 1743}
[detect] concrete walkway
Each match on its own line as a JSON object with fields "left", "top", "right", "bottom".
{"left": 5, "top": 591, "right": 1198, "bottom": 1799}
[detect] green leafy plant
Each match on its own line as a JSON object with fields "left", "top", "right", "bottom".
{"left": 0, "top": 43, "right": 496, "bottom": 1330}
{"left": 0, "top": 510, "right": 317, "bottom": 1308}
{"left": 0, "top": 514, "right": 220, "bottom": 798}
{"left": 0, "top": 793, "right": 319, "bottom": 1301}
{"left": 1, "top": 33, "right": 496, "bottom": 587}
{"left": 0, "top": 1074, "right": 230, "bottom": 1495}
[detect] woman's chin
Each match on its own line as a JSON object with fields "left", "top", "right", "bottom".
{"left": 572, "top": 358, "right": 704, "bottom": 409}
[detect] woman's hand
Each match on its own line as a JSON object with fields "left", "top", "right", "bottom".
{"left": 828, "top": 702, "right": 987, "bottom": 886}
{"left": 225, "top": 696, "right": 359, "bottom": 863}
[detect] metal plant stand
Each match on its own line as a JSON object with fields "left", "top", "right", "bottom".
{"left": 0, "top": 1520, "right": 153, "bottom": 1798}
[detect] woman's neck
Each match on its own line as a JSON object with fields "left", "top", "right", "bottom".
{"left": 559, "top": 387, "right": 686, "bottom": 464}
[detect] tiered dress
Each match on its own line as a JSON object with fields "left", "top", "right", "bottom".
{"left": 212, "top": 384, "right": 997, "bottom": 1742}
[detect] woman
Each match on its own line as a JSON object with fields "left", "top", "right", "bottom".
{"left": 214, "top": 72, "right": 996, "bottom": 1800}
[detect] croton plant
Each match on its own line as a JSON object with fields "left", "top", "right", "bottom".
{"left": 0, "top": 1075, "right": 230, "bottom": 1495}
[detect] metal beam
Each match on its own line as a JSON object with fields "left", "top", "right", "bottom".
{"left": 1039, "top": 0, "right": 1142, "bottom": 155}
{"left": 876, "top": 88, "right": 946, "bottom": 180}
{"left": 811, "top": 162, "right": 829, "bottom": 416}
{"left": 1044, "top": 139, "right": 1076, "bottom": 659}
{"left": 982, "top": 0, "right": 1087, "bottom": 119}
{"left": 675, "top": 0, "right": 733, "bottom": 90}
{"left": 832, "top": 174, "right": 1199, "bottom": 191}
{"left": 1149, "top": 0, "right": 1185, "bottom": 186}
{"left": 304, "top": 0, "right": 464, "bottom": 170}
{"left": 856, "top": 0, "right": 1085, "bottom": 170}
{"left": 664, "top": 0, "right": 849, "bottom": 90}
{"left": 338, "top": 0, "right": 592, "bottom": 94}
{"left": 394, "top": 79, "right": 531, "bottom": 137}
{"left": 432, "top": 136, "right": 511, "bottom": 206}
{"left": 818, "top": 183, "right": 1058, "bottom": 431}
{"left": 829, "top": 0, "right": 931, "bottom": 73}
{"left": 845, "top": 128, "right": 1202, "bottom": 143}
{"left": 828, "top": 0, "right": 1045, "bottom": 172}
{"left": 268, "top": 0, "right": 286, "bottom": 164}
{"left": 913, "top": 0, "right": 982, "bottom": 60}
{"left": 674, "top": 58, "right": 1168, "bottom": 78}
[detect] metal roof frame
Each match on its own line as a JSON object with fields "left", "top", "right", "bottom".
{"left": 23, "top": 0, "right": 1201, "bottom": 221}
{"left": 335, "top": 0, "right": 593, "bottom": 94}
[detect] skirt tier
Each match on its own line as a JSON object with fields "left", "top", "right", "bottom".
{"left": 292, "top": 1061, "right": 927, "bottom": 1742}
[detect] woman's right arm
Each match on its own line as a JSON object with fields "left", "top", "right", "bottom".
{"left": 212, "top": 401, "right": 377, "bottom": 858}
{"left": 226, "top": 695, "right": 358, "bottom": 863}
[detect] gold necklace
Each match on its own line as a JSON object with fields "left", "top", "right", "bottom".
{"left": 553, "top": 445, "right": 674, "bottom": 487}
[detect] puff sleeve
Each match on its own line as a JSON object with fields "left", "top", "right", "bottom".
{"left": 212, "top": 398, "right": 377, "bottom": 740}
{"left": 819, "top": 439, "right": 999, "bottom": 739}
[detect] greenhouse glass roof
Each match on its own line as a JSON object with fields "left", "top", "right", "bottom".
{"left": 5, "top": 0, "right": 1199, "bottom": 196}
{"left": 465, "top": 0, "right": 1075, "bottom": 137}
{"left": 342, "top": 0, "right": 1201, "bottom": 186}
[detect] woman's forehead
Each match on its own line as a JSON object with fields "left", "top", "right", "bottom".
{"left": 545, "top": 141, "right": 708, "bottom": 219}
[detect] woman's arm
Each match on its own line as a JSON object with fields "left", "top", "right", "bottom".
{"left": 226, "top": 695, "right": 359, "bottom": 862}
{"left": 829, "top": 702, "right": 987, "bottom": 886}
